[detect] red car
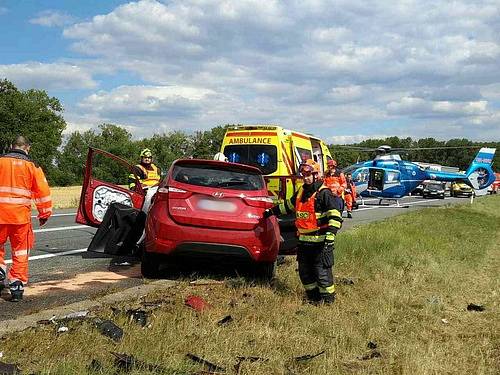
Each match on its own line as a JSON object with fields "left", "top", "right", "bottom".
{"left": 77, "top": 148, "right": 280, "bottom": 280}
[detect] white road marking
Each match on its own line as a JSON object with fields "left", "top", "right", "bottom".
{"left": 31, "top": 212, "right": 76, "bottom": 218}
{"left": 5, "top": 248, "right": 87, "bottom": 264}
{"left": 34, "top": 225, "right": 88, "bottom": 233}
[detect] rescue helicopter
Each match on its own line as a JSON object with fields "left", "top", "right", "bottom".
{"left": 341, "top": 145, "right": 496, "bottom": 205}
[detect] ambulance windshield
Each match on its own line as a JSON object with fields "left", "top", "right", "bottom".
{"left": 223, "top": 145, "right": 278, "bottom": 175}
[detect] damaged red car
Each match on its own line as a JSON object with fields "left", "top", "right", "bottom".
{"left": 76, "top": 148, "right": 280, "bottom": 280}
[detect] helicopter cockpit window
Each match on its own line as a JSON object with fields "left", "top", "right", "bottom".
{"left": 384, "top": 171, "right": 400, "bottom": 184}
{"left": 352, "top": 167, "right": 369, "bottom": 183}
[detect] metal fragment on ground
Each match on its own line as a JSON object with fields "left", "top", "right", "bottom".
{"left": 186, "top": 353, "right": 225, "bottom": 372}
{"left": 294, "top": 350, "right": 325, "bottom": 362}
{"left": 111, "top": 352, "right": 167, "bottom": 373}
{"left": 467, "top": 303, "right": 485, "bottom": 312}
{"left": 95, "top": 319, "right": 123, "bottom": 342}
{"left": 185, "top": 295, "right": 211, "bottom": 312}
{"left": 217, "top": 315, "right": 233, "bottom": 326}
{"left": 367, "top": 341, "right": 377, "bottom": 349}
{"left": 127, "top": 309, "right": 148, "bottom": 327}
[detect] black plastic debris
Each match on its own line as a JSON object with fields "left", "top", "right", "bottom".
{"left": 0, "top": 361, "right": 20, "bottom": 374}
{"left": 367, "top": 341, "right": 378, "bottom": 349}
{"left": 234, "top": 356, "right": 268, "bottom": 374}
{"left": 95, "top": 319, "right": 123, "bottom": 342}
{"left": 87, "top": 359, "right": 103, "bottom": 373}
{"left": 294, "top": 350, "right": 325, "bottom": 362}
{"left": 467, "top": 303, "right": 485, "bottom": 312}
{"left": 359, "top": 350, "right": 382, "bottom": 360}
{"left": 217, "top": 315, "right": 233, "bottom": 326}
{"left": 127, "top": 309, "right": 148, "bottom": 327}
{"left": 186, "top": 353, "right": 225, "bottom": 373}
{"left": 111, "top": 352, "right": 167, "bottom": 373}
{"left": 335, "top": 277, "right": 355, "bottom": 285}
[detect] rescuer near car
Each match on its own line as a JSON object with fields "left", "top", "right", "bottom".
{"left": 0, "top": 136, "right": 52, "bottom": 302}
{"left": 324, "top": 159, "right": 347, "bottom": 200}
{"left": 344, "top": 173, "right": 357, "bottom": 218}
{"left": 128, "top": 148, "right": 161, "bottom": 191}
{"left": 264, "top": 159, "right": 343, "bottom": 304}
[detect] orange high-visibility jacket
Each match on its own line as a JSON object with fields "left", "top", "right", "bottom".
{"left": 0, "top": 149, "right": 52, "bottom": 224}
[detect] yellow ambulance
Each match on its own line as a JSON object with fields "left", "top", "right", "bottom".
{"left": 220, "top": 125, "right": 333, "bottom": 202}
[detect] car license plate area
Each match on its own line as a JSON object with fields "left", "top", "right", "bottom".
{"left": 197, "top": 198, "right": 237, "bottom": 213}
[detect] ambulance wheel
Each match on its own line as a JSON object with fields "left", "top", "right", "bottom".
{"left": 141, "top": 250, "right": 162, "bottom": 279}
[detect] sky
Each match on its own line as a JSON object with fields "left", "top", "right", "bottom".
{"left": 1, "top": 0, "right": 500, "bottom": 144}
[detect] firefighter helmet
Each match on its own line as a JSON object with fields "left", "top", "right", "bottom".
{"left": 299, "top": 159, "right": 320, "bottom": 175}
{"left": 327, "top": 159, "right": 337, "bottom": 167}
{"left": 140, "top": 148, "right": 153, "bottom": 158}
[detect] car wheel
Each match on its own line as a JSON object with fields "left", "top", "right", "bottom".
{"left": 255, "top": 260, "right": 277, "bottom": 283}
{"left": 141, "top": 250, "right": 162, "bottom": 279}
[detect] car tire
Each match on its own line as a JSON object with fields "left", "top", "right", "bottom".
{"left": 255, "top": 260, "right": 277, "bottom": 283}
{"left": 141, "top": 250, "right": 162, "bottom": 279}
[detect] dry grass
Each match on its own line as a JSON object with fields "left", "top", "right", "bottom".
{"left": 3, "top": 196, "right": 500, "bottom": 374}
{"left": 49, "top": 185, "right": 82, "bottom": 209}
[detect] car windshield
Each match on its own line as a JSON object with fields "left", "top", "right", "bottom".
{"left": 426, "top": 184, "right": 444, "bottom": 190}
{"left": 172, "top": 164, "right": 264, "bottom": 191}
{"left": 222, "top": 145, "right": 277, "bottom": 175}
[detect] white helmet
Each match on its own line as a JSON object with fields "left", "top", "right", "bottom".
{"left": 213, "top": 152, "right": 228, "bottom": 162}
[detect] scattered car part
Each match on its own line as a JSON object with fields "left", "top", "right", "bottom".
{"left": 185, "top": 295, "right": 211, "bottom": 312}
{"left": 111, "top": 352, "right": 167, "bottom": 373}
{"left": 367, "top": 341, "right": 377, "bottom": 349}
{"left": 95, "top": 319, "right": 123, "bottom": 342}
{"left": 0, "top": 361, "right": 20, "bottom": 374}
{"left": 57, "top": 326, "right": 69, "bottom": 333}
{"left": 127, "top": 309, "right": 148, "bottom": 327}
{"left": 467, "top": 303, "right": 485, "bottom": 312}
{"left": 335, "top": 277, "right": 355, "bottom": 285}
{"left": 359, "top": 350, "right": 382, "bottom": 360}
{"left": 186, "top": 353, "right": 225, "bottom": 373}
{"left": 217, "top": 315, "right": 233, "bottom": 326}
{"left": 294, "top": 350, "right": 325, "bottom": 362}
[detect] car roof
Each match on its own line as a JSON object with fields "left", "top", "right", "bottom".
{"left": 171, "top": 158, "right": 263, "bottom": 175}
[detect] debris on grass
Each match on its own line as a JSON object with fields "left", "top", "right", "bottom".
{"left": 189, "top": 279, "right": 224, "bottom": 286}
{"left": 112, "top": 352, "right": 167, "bottom": 373}
{"left": 358, "top": 350, "right": 382, "bottom": 360}
{"left": 217, "top": 315, "right": 233, "bottom": 326}
{"left": 294, "top": 350, "right": 325, "bottom": 362}
{"left": 186, "top": 353, "right": 225, "bottom": 373}
{"left": 127, "top": 309, "right": 148, "bottom": 327}
{"left": 467, "top": 303, "right": 485, "bottom": 312}
{"left": 59, "top": 310, "right": 90, "bottom": 321}
{"left": 234, "top": 356, "right": 268, "bottom": 374}
{"left": 441, "top": 318, "right": 449, "bottom": 324}
{"left": 95, "top": 319, "right": 123, "bottom": 342}
{"left": 0, "top": 361, "right": 20, "bottom": 374}
{"left": 185, "top": 295, "right": 211, "bottom": 312}
{"left": 87, "top": 359, "right": 103, "bottom": 373}
{"left": 335, "top": 277, "right": 355, "bottom": 285}
{"left": 367, "top": 341, "right": 377, "bottom": 349}
{"left": 57, "top": 326, "right": 69, "bottom": 333}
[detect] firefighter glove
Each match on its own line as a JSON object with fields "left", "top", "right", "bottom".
{"left": 321, "top": 241, "right": 334, "bottom": 268}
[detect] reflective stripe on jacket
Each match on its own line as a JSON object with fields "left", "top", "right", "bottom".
{"left": 129, "top": 164, "right": 161, "bottom": 189}
{"left": 0, "top": 150, "right": 52, "bottom": 224}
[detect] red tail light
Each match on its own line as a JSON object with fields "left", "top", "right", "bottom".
{"left": 243, "top": 196, "right": 274, "bottom": 208}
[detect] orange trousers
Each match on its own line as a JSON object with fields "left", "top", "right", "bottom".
{"left": 0, "top": 224, "right": 34, "bottom": 284}
{"left": 344, "top": 194, "right": 355, "bottom": 212}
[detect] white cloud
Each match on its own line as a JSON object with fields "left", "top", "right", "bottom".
{"left": 0, "top": 62, "right": 97, "bottom": 90}
{"left": 29, "top": 10, "right": 75, "bottom": 27}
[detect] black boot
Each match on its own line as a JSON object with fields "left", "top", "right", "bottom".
{"left": 0, "top": 268, "right": 5, "bottom": 292}
{"left": 347, "top": 211, "right": 352, "bottom": 218}
{"left": 305, "top": 288, "right": 321, "bottom": 304}
{"left": 320, "top": 292, "right": 336, "bottom": 305}
{"left": 9, "top": 281, "right": 24, "bottom": 302}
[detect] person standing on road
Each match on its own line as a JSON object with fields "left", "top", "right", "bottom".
{"left": 128, "top": 148, "right": 161, "bottom": 191}
{"left": 264, "top": 159, "right": 343, "bottom": 304}
{"left": 344, "top": 173, "right": 357, "bottom": 218}
{"left": 0, "top": 136, "right": 52, "bottom": 302}
{"left": 324, "top": 159, "right": 346, "bottom": 210}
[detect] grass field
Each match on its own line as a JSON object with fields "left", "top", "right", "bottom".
{"left": 4, "top": 195, "right": 500, "bottom": 374}
{"left": 50, "top": 185, "right": 82, "bottom": 209}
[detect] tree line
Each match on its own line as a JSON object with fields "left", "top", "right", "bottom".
{"left": 1, "top": 79, "right": 498, "bottom": 186}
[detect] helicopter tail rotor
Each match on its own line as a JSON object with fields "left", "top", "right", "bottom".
{"left": 465, "top": 148, "right": 496, "bottom": 189}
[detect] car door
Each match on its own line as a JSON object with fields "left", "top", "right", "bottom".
{"left": 76, "top": 147, "right": 146, "bottom": 227}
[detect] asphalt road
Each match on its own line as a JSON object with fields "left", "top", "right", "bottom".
{"left": 0, "top": 194, "right": 475, "bottom": 321}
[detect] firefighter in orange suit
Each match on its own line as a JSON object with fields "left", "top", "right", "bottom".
{"left": 344, "top": 173, "right": 357, "bottom": 218}
{"left": 128, "top": 148, "right": 161, "bottom": 191}
{"left": 0, "top": 136, "right": 52, "bottom": 302}
{"left": 324, "top": 159, "right": 347, "bottom": 197}
{"left": 264, "top": 159, "right": 343, "bottom": 304}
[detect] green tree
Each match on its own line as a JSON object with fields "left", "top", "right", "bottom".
{"left": 0, "top": 79, "right": 66, "bottom": 180}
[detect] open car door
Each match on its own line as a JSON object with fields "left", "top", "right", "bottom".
{"left": 76, "top": 147, "right": 147, "bottom": 256}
